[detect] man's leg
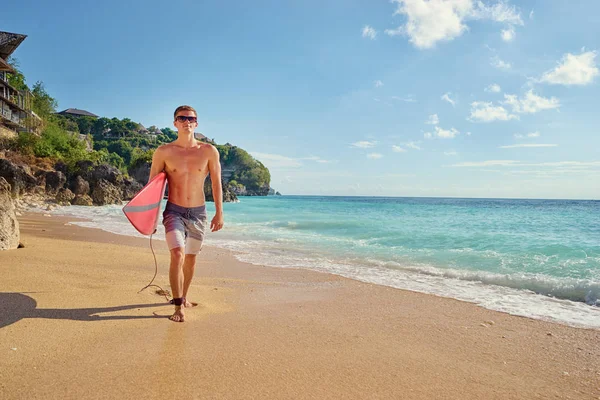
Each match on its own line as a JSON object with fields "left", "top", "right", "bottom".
{"left": 181, "top": 254, "right": 198, "bottom": 308}
{"left": 169, "top": 247, "right": 186, "bottom": 322}
{"left": 177, "top": 210, "right": 206, "bottom": 310}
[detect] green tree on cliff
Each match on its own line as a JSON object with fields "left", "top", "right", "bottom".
{"left": 6, "top": 57, "right": 28, "bottom": 92}
{"left": 31, "top": 81, "right": 58, "bottom": 119}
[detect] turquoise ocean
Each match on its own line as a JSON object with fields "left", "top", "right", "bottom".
{"left": 48, "top": 196, "right": 600, "bottom": 329}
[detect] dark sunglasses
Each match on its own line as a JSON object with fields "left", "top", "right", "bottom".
{"left": 175, "top": 116, "right": 197, "bottom": 123}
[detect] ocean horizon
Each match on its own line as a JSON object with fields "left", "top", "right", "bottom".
{"left": 42, "top": 195, "right": 600, "bottom": 329}
{"left": 272, "top": 194, "right": 600, "bottom": 201}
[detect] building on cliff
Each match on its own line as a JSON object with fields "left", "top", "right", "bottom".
{"left": 194, "top": 132, "right": 215, "bottom": 143}
{"left": 57, "top": 108, "right": 99, "bottom": 118}
{"left": 0, "top": 31, "right": 39, "bottom": 139}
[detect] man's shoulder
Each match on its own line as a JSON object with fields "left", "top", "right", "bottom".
{"left": 156, "top": 143, "right": 176, "bottom": 153}
{"left": 199, "top": 142, "right": 218, "bottom": 154}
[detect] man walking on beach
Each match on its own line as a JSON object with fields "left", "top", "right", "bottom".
{"left": 149, "top": 105, "right": 224, "bottom": 322}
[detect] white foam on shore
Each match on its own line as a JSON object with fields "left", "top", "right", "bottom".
{"left": 211, "top": 238, "right": 600, "bottom": 329}
{"left": 44, "top": 204, "right": 600, "bottom": 330}
{"left": 45, "top": 204, "right": 167, "bottom": 240}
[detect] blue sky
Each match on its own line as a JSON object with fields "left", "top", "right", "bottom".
{"left": 3, "top": 0, "right": 600, "bottom": 199}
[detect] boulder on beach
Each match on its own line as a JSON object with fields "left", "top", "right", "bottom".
{"left": 0, "top": 177, "right": 20, "bottom": 251}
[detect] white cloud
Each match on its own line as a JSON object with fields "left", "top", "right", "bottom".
{"left": 250, "top": 152, "right": 303, "bottom": 168}
{"left": 514, "top": 131, "right": 540, "bottom": 139}
{"left": 477, "top": 1, "right": 523, "bottom": 42}
{"left": 491, "top": 56, "right": 511, "bottom": 69}
{"left": 441, "top": 92, "right": 456, "bottom": 106}
{"left": 406, "top": 141, "right": 421, "bottom": 150}
{"left": 531, "top": 161, "right": 600, "bottom": 167}
{"left": 351, "top": 140, "right": 378, "bottom": 148}
{"left": 426, "top": 114, "right": 439, "bottom": 125}
{"left": 453, "top": 160, "right": 600, "bottom": 168}
{"left": 444, "top": 151, "right": 458, "bottom": 156}
{"left": 367, "top": 153, "right": 384, "bottom": 159}
{"left": 435, "top": 126, "right": 460, "bottom": 138}
{"left": 374, "top": 80, "right": 384, "bottom": 88}
{"left": 452, "top": 160, "right": 519, "bottom": 167}
{"left": 392, "top": 145, "right": 407, "bottom": 153}
{"left": 384, "top": 26, "right": 404, "bottom": 37}
{"left": 503, "top": 90, "right": 560, "bottom": 114}
{"left": 385, "top": 0, "right": 472, "bottom": 48}
{"left": 301, "top": 156, "right": 334, "bottom": 164}
{"left": 539, "top": 51, "right": 599, "bottom": 86}
{"left": 499, "top": 144, "right": 558, "bottom": 149}
{"left": 485, "top": 83, "right": 502, "bottom": 93}
{"left": 382, "top": 173, "right": 417, "bottom": 178}
{"left": 362, "top": 25, "right": 377, "bottom": 40}
{"left": 250, "top": 153, "right": 335, "bottom": 168}
{"left": 468, "top": 101, "right": 518, "bottom": 122}
{"left": 451, "top": 160, "right": 600, "bottom": 172}
{"left": 391, "top": 95, "right": 417, "bottom": 102}
{"left": 425, "top": 126, "right": 460, "bottom": 139}
{"left": 471, "top": 1, "right": 523, "bottom": 25}
{"left": 529, "top": 10, "right": 534, "bottom": 19}
{"left": 501, "top": 27, "right": 515, "bottom": 42}
{"left": 385, "top": 0, "right": 523, "bottom": 49}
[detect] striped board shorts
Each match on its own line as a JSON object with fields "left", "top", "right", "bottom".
{"left": 162, "top": 202, "right": 208, "bottom": 255}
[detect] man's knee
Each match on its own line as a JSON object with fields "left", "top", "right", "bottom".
{"left": 170, "top": 247, "right": 185, "bottom": 265}
{"left": 184, "top": 254, "right": 197, "bottom": 263}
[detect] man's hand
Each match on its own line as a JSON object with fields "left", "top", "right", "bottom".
{"left": 210, "top": 213, "right": 224, "bottom": 232}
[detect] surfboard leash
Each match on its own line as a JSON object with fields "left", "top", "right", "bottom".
{"left": 137, "top": 231, "right": 171, "bottom": 302}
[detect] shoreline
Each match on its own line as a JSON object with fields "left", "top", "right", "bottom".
{"left": 1, "top": 213, "right": 599, "bottom": 399}
{"left": 36, "top": 205, "right": 600, "bottom": 329}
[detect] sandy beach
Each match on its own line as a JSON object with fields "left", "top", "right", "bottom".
{"left": 0, "top": 213, "right": 598, "bottom": 400}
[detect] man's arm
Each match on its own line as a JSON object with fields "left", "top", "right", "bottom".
{"left": 148, "top": 146, "right": 166, "bottom": 183}
{"left": 208, "top": 145, "right": 224, "bottom": 232}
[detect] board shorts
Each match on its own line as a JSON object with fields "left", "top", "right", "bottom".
{"left": 162, "top": 202, "right": 208, "bottom": 255}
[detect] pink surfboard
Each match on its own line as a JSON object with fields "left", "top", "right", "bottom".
{"left": 122, "top": 172, "right": 168, "bottom": 235}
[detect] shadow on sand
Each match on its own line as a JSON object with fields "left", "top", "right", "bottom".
{"left": 0, "top": 292, "right": 167, "bottom": 329}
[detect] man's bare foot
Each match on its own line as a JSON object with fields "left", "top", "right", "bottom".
{"left": 169, "top": 307, "right": 185, "bottom": 322}
{"left": 170, "top": 297, "right": 198, "bottom": 308}
{"left": 184, "top": 298, "right": 198, "bottom": 308}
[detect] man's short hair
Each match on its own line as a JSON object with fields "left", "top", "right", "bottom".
{"left": 174, "top": 105, "right": 197, "bottom": 119}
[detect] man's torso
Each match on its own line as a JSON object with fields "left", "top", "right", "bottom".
{"left": 161, "top": 142, "right": 210, "bottom": 207}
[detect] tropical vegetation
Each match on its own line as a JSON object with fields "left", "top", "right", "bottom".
{"left": 2, "top": 58, "right": 271, "bottom": 192}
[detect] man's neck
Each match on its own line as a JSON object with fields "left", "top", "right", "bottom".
{"left": 174, "top": 132, "right": 197, "bottom": 148}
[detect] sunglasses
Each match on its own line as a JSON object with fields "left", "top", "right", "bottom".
{"left": 175, "top": 116, "right": 197, "bottom": 123}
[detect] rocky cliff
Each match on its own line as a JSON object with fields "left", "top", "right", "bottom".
{"left": 0, "top": 149, "right": 240, "bottom": 209}
{"left": 0, "top": 151, "right": 142, "bottom": 207}
{"left": 0, "top": 177, "right": 19, "bottom": 251}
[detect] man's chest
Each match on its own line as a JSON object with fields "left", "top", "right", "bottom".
{"left": 164, "top": 149, "right": 209, "bottom": 172}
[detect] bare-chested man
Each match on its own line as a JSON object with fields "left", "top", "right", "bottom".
{"left": 148, "top": 105, "right": 223, "bottom": 322}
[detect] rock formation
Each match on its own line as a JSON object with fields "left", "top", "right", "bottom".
{"left": 0, "top": 159, "right": 37, "bottom": 197}
{"left": 0, "top": 177, "right": 20, "bottom": 251}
